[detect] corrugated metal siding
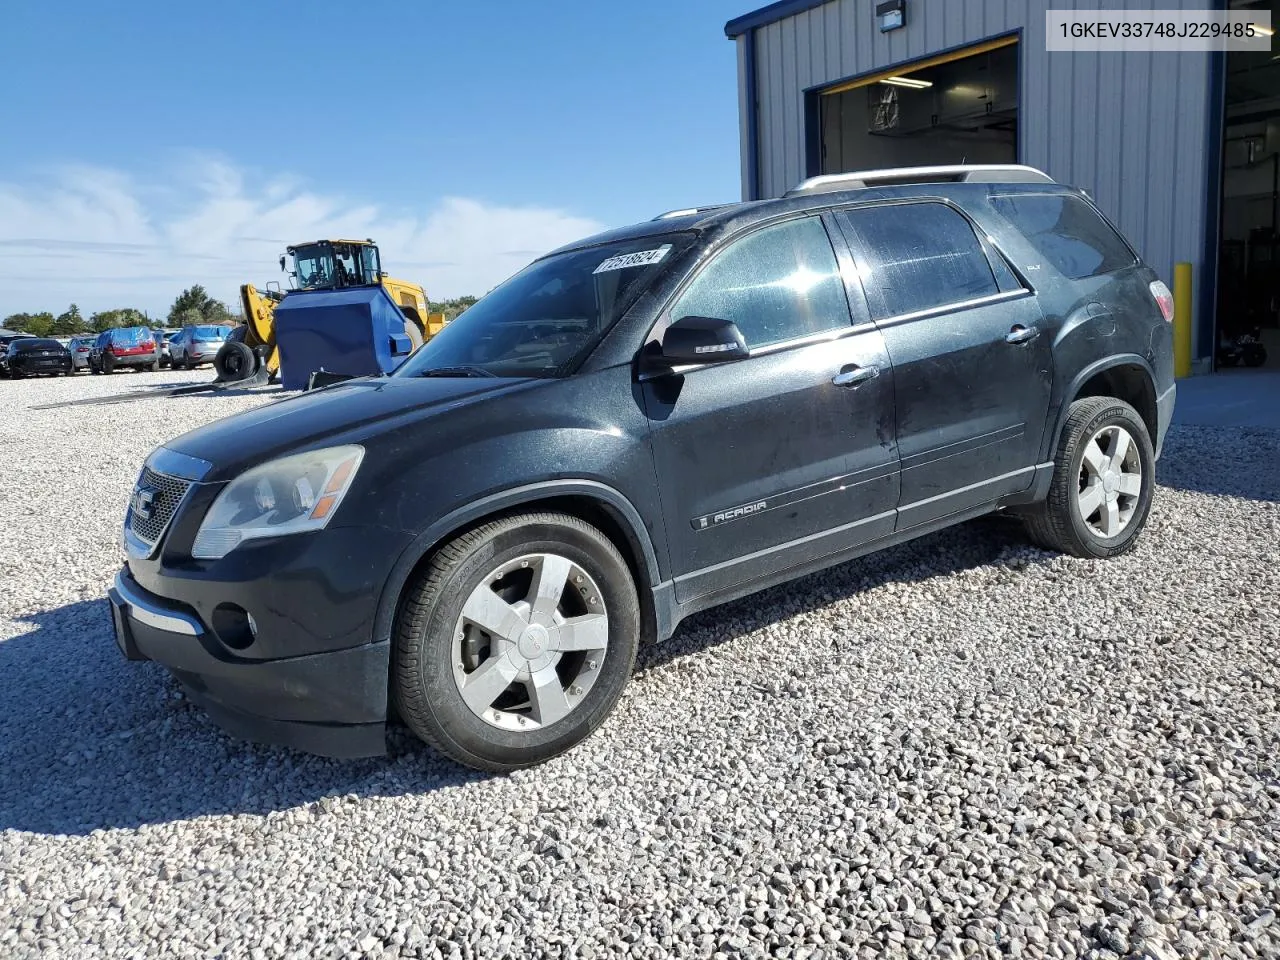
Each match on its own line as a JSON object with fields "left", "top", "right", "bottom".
{"left": 740, "top": 0, "right": 1216, "bottom": 309}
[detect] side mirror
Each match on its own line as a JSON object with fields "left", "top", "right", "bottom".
{"left": 660, "top": 315, "right": 749, "bottom": 364}
{"left": 279, "top": 256, "right": 287, "bottom": 272}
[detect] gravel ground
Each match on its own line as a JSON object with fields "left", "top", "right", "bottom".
{"left": 1, "top": 370, "right": 1277, "bottom": 960}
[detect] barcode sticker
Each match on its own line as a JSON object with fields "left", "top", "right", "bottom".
{"left": 593, "top": 245, "right": 672, "bottom": 274}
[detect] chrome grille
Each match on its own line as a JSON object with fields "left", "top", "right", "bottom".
{"left": 128, "top": 467, "right": 192, "bottom": 547}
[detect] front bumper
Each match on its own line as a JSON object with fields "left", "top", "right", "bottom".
{"left": 109, "top": 568, "right": 389, "bottom": 758}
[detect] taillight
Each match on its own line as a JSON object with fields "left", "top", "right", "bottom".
{"left": 1149, "top": 281, "right": 1174, "bottom": 323}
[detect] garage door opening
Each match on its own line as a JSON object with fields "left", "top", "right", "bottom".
{"left": 815, "top": 36, "right": 1019, "bottom": 175}
{"left": 1214, "top": 0, "right": 1279, "bottom": 369}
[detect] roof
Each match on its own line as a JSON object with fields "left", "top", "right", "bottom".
{"left": 724, "top": 0, "right": 830, "bottom": 38}
{"left": 547, "top": 176, "right": 1079, "bottom": 259}
{"left": 285, "top": 239, "right": 376, "bottom": 249}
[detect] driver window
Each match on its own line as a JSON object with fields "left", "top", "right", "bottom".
{"left": 668, "top": 216, "right": 851, "bottom": 349}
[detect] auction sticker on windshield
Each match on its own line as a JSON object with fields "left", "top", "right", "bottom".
{"left": 593, "top": 244, "right": 672, "bottom": 274}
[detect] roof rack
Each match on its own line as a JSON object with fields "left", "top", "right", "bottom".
{"left": 651, "top": 204, "right": 733, "bottom": 220}
{"left": 785, "top": 164, "right": 1054, "bottom": 197}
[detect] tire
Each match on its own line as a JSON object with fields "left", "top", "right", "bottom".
{"left": 403, "top": 317, "right": 424, "bottom": 351}
{"left": 1243, "top": 343, "right": 1267, "bottom": 368}
{"left": 392, "top": 512, "right": 640, "bottom": 771}
{"left": 214, "top": 341, "right": 256, "bottom": 382}
{"left": 1021, "top": 397, "right": 1155, "bottom": 559}
{"left": 150, "top": 358, "right": 161, "bottom": 372}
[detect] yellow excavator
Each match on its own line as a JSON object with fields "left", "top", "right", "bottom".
{"left": 220, "top": 238, "right": 447, "bottom": 384}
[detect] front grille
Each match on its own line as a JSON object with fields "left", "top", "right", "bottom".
{"left": 128, "top": 467, "right": 192, "bottom": 547}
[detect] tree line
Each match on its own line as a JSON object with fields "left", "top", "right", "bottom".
{"left": 427, "top": 296, "right": 478, "bottom": 323}
{"left": 4, "top": 288, "right": 481, "bottom": 338}
{"left": 2, "top": 286, "right": 238, "bottom": 338}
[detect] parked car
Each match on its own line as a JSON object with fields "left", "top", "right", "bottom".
{"left": 6, "top": 337, "right": 72, "bottom": 378}
{"left": 109, "top": 165, "right": 1175, "bottom": 771}
{"left": 67, "top": 335, "right": 93, "bottom": 372}
{"left": 0, "top": 330, "right": 34, "bottom": 376}
{"left": 157, "top": 330, "right": 181, "bottom": 368}
{"left": 170, "top": 325, "right": 233, "bottom": 370}
{"left": 89, "top": 326, "right": 161, "bottom": 374}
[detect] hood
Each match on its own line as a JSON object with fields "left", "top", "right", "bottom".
{"left": 165, "top": 375, "right": 533, "bottom": 480}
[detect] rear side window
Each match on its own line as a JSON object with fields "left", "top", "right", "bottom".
{"left": 840, "top": 202, "right": 1000, "bottom": 320}
{"left": 989, "top": 193, "right": 1135, "bottom": 279}
{"left": 670, "top": 216, "right": 850, "bottom": 349}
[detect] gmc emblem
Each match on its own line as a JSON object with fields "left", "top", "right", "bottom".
{"left": 132, "top": 485, "right": 158, "bottom": 520}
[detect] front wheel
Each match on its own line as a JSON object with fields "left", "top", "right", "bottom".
{"left": 1021, "top": 397, "right": 1155, "bottom": 559}
{"left": 214, "top": 341, "right": 256, "bottom": 382}
{"left": 392, "top": 513, "right": 640, "bottom": 771}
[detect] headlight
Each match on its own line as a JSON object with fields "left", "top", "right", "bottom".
{"left": 191, "top": 445, "right": 365, "bottom": 560}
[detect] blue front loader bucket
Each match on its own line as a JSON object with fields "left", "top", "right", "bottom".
{"left": 273, "top": 286, "right": 414, "bottom": 391}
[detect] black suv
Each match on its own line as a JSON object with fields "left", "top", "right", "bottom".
{"left": 109, "top": 166, "right": 1175, "bottom": 770}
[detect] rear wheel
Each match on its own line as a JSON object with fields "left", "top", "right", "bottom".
{"left": 1021, "top": 397, "right": 1155, "bottom": 559}
{"left": 392, "top": 512, "right": 639, "bottom": 771}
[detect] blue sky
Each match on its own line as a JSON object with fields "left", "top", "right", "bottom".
{"left": 0, "top": 0, "right": 749, "bottom": 316}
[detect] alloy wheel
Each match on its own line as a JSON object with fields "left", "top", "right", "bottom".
{"left": 1076, "top": 424, "right": 1142, "bottom": 538}
{"left": 451, "top": 552, "right": 609, "bottom": 731}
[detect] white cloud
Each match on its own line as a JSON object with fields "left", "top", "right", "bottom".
{"left": 0, "top": 158, "right": 605, "bottom": 318}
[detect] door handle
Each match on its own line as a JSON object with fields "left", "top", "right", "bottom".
{"left": 832, "top": 365, "right": 879, "bottom": 387}
{"left": 1006, "top": 324, "right": 1040, "bottom": 345}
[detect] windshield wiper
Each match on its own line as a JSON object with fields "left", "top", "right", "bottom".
{"left": 414, "top": 365, "right": 497, "bottom": 379}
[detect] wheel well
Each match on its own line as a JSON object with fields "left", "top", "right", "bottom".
{"left": 1071, "top": 364, "right": 1157, "bottom": 441}
{"left": 390, "top": 494, "right": 658, "bottom": 645}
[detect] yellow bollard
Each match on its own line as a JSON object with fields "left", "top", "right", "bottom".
{"left": 1173, "top": 262, "right": 1193, "bottom": 378}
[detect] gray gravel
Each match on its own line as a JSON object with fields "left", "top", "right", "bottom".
{"left": 1, "top": 370, "right": 1278, "bottom": 960}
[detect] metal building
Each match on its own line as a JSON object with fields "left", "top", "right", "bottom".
{"left": 726, "top": 0, "right": 1280, "bottom": 369}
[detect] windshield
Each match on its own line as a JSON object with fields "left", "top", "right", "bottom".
{"left": 291, "top": 242, "right": 375, "bottom": 290}
{"left": 395, "top": 235, "right": 689, "bottom": 379}
{"left": 193, "top": 325, "right": 231, "bottom": 340}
